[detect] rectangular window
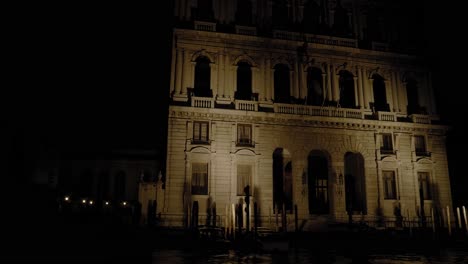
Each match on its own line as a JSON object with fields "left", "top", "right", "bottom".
{"left": 383, "top": 171, "right": 397, "bottom": 200}
{"left": 237, "top": 124, "right": 252, "bottom": 146}
{"left": 192, "top": 163, "right": 208, "bottom": 195}
{"left": 418, "top": 172, "right": 432, "bottom": 200}
{"left": 193, "top": 122, "right": 209, "bottom": 143}
{"left": 414, "top": 135, "right": 426, "bottom": 155}
{"left": 237, "top": 165, "right": 252, "bottom": 196}
{"left": 380, "top": 133, "right": 394, "bottom": 154}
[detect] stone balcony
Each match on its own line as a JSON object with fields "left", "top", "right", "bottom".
{"left": 188, "top": 96, "right": 434, "bottom": 124}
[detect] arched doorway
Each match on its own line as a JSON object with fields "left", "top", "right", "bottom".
{"left": 273, "top": 148, "right": 292, "bottom": 212}
{"left": 338, "top": 70, "right": 355, "bottom": 108}
{"left": 235, "top": 61, "right": 252, "bottom": 100}
{"left": 307, "top": 67, "right": 323, "bottom": 106}
{"left": 308, "top": 151, "right": 329, "bottom": 214}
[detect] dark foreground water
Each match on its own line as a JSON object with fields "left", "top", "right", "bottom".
{"left": 152, "top": 247, "right": 468, "bottom": 264}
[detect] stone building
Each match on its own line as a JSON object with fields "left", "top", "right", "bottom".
{"left": 162, "top": 0, "right": 451, "bottom": 230}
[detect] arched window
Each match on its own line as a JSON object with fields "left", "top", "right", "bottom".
{"left": 236, "top": 0, "right": 253, "bottom": 26}
{"left": 273, "top": 148, "right": 292, "bottom": 212}
{"left": 303, "top": 0, "right": 321, "bottom": 33}
{"left": 344, "top": 152, "right": 366, "bottom": 214}
{"left": 338, "top": 70, "right": 355, "bottom": 108}
{"left": 272, "top": 0, "right": 289, "bottom": 29}
{"left": 194, "top": 57, "right": 212, "bottom": 97}
{"left": 307, "top": 67, "right": 323, "bottom": 106}
{"left": 406, "top": 78, "right": 420, "bottom": 115}
{"left": 274, "top": 64, "right": 290, "bottom": 103}
{"left": 235, "top": 61, "right": 252, "bottom": 100}
{"left": 196, "top": 0, "right": 214, "bottom": 21}
{"left": 373, "top": 74, "right": 389, "bottom": 111}
{"left": 308, "top": 151, "right": 329, "bottom": 214}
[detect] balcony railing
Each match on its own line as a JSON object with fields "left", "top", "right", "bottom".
{"left": 377, "top": 112, "right": 396, "bottom": 122}
{"left": 235, "top": 100, "right": 258, "bottom": 111}
{"left": 235, "top": 25, "right": 257, "bottom": 36}
{"left": 194, "top": 20, "right": 216, "bottom": 32}
{"left": 410, "top": 114, "right": 431, "bottom": 124}
{"left": 273, "top": 30, "right": 358, "bottom": 48}
{"left": 274, "top": 104, "right": 364, "bottom": 119}
{"left": 191, "top": 96, "right": 214, "bottom": 108}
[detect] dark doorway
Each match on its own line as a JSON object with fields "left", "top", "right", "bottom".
{"left": 194, "top": 57, "right": 212, "bottom": 97}
{"left": 274, "top": 64, "right": 290, "bottom": 103}
{"left": 308, "top": 152, "right": 329, "bottom": 214}
{"left": 273, "top": 148, "right": 292, "bottom": 212}
{"left": 338, "top": 70, "right": 355, "bottom": 108}
{"left": 344, "top": 152, "right": 366, "bottom": 214}
{"left": 406, "top": 78, "right": 420, "bottom": 114}
{"left": 235, "top": 61, "right": 252, "bottom": 100}
{"left": 307, "top": 67, "right": 323, "bottom": 106}
{"left": 373, "top": 74, "right": 388, "bottom": 111}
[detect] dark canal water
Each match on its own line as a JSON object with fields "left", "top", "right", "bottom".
{"left": 152, "top": 247, "right": 468, "bottom": 263}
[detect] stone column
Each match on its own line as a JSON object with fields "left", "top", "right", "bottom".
{"left": 294, "top": 62, "right": 300, "bottom": 99}
{"left": 175, "top": 49, "right": 184, "bottom": 95}
{"left": 396, "top": 72, "right": 406, "bottom": 113}
{"left": 290, "top": 70, "right": 295, "bottom": 99}
{"left": 326, "top": 64, "right": 333, "bottom": 101}
{"left": 218, "top": 53, "right": 224, "bottom": 97}
{"left": 332, "top": 66, "right": 340, "bottom": 102}
{"left": 233, "top": 65, "right": 238, "bottom": 97}
{"left": 392, "top": 72, "right": 399, "bottom": 112}
{"left": 353, "top": 76, "right": 359, "bottom": 107}
{"left": 369, "top": 76, "right": 374, "bottom": 107}
{"left": 357, "top": 66, "right": 364, "bottom": 108}
{"left": 384, "top": 80, "right": 393, "bottom": 112}
{"left": 363, "top": 68, "right": 370, "bottom": 109}
{"left": 427, "top": 72, "right": 437, "bottom": 114}
{"left": 170, "top": 47, "right": 176, "bottom": 96}
{"left": 321, "top": 73, "right": 327, "bottom": 103}
{"left": 230, "top": 65, "right": 236, "bottom": 99}
{"left": 211, "top": 62, "right": 218, "bottom": 98}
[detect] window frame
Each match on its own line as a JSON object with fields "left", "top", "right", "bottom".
{"left": 383, "top": 170, "right": 397, "bottom": 200}
{"left": 417, "top": 171, "right": 432, "bottom": 200}
{"left": 414, "top": 135, "right": 429, "bottom": 156}
{"left": 236, "top": 164, "right": 253, "bottom": 196}
{"left": 380, "top": 133, "right": 394, "bottom": 154}
{"left": 237, "top": 123, "right": 254, "bottom": 147}
{"left": 192, "top": 121, "right": 210, "bottom": 144}
{"left": 191, "top": 162, "right": 209, "bottom": 195}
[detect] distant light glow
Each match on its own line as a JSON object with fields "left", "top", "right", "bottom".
{"left": 89, "top": 200, "right": 94, "bottom": 205}
{"left": 64, "top": 196, "right": 69, "bottom": 201}
{"left": 82, "top": 199, "right": 86, "bottom": 204}
{"left": 105, "top": 201, "right": 109, "bottom": 205}
{"left": 122, "top": 201, "right": 127, "bottom": 206}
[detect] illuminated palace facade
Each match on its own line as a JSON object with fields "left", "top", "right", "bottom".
{"left": 163, "top": 0, "right": 452, "bottom": 229}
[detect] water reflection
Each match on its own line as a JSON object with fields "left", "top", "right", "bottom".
{"left": 152, "top": 247, "right": 468, "bottom": 264}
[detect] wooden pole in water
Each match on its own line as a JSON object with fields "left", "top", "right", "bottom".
{"left": 232, "top": 203, "right": 236, "bottom": 239}
{"left": 463, "top": 206, "right": 468, "bottom": 235}
{"left": 269, "top": 206, "right": 272, "bottom": 229}
{"left": 282, "top": 203, "right": 287, "bottom": 232}
{"left": 254, "top": 202, "right": 258, "bottom": 239}
{"left": 407, "top": 209, "right": 412, "bottom": 237}
{"left": 225, "top": 205, "right": 228, "bottom": 239}
{"left": 294, "top": 204, "right": 298, "bottom": 232}
{"left": 275, "top": 205, "right": 279, "bottom": 232}
{"left": 431, "top": 208, "right": 436, "bottom": 237}
{"left": 447, "top": 205, "right": 451, "bottom": 236}
{"left": 457, "top": 207, "right": 462, "bottom": 229}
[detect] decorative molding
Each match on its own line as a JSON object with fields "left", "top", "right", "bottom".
{"left": 169, "top": 108, "right": 448, "bottom": 135}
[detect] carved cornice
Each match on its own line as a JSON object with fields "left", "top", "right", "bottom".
{"left": 168, "top": 107, "right": 449, "bottom": 135}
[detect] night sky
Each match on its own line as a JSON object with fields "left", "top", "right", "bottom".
{"left": 3, "top": 1, "right": 467, "bottom": 203}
